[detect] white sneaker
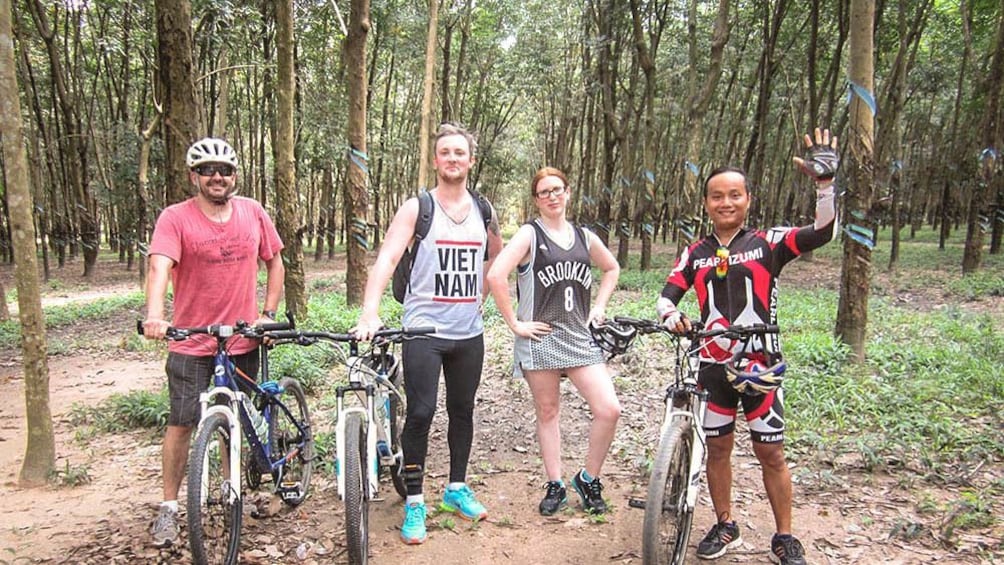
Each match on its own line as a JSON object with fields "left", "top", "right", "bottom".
{"left": 150, "top": 505, "right": 179, "bottom": 547}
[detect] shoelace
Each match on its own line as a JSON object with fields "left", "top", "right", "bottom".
{"left": 776, "top": 537, "right": 804, "bottom": 558}
{"left": 582, "top": 477, "right": 603, "bottom": 499}
{"left": 543, "top": 481, "right": 564, "bottom": 498}
{"left": 404, "top": 504, "right": 426, "bottom": 526}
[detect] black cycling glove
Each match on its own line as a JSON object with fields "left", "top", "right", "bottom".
{"left": 800, "top": 143, "right": 839, "bottom": 181}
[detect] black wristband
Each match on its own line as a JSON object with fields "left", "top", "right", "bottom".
{"left": 262, "top": 310, "right": 277, "bottom": 320}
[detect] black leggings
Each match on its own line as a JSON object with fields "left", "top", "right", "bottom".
{"left": 401, "top": 334, "right": 484, "bottom": 494}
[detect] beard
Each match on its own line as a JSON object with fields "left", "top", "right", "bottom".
{"left": 200, "top": 181, "right": 235, "bottom": 205}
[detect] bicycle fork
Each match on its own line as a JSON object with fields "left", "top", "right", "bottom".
{"left": 198, "top": 387, "right": 245, "bottom": 505}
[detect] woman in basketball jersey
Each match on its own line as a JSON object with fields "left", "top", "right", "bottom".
{"left": 487, "top": 167, "right": 621, "bottom": 515}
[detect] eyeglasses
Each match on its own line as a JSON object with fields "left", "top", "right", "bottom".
{"left": 535, "top": 185, "right": 567, "bottom": 199}
{"left": 194, "top": 164, "right": 236, "bottom": 177}
{"left": 715, "top": 246, "right": 729, "bottom": 279}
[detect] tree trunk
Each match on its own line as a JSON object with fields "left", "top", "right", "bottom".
{"left": 417, "top": 0, "right": 438, "bottom": 191}
{"left": 273, "top": 0, "right": 306, "bottom": 319}
{"left": 344, "top": 0, "right": 371, "bottom": 306}
{"left": 154, "top": 0, "right": 203, "bottom": 206}
{"left": 961, "top": 5, "right": 1004, "bottom": 273}
{"left": 1, "top": 0, "right": 55, "bottom": 485}
{"left": 835, "top": 0, "right": 876, "bottom": 362}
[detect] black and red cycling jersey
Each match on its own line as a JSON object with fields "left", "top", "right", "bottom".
{"left": 659, "top": 193, "right": 837, "bottom": 364}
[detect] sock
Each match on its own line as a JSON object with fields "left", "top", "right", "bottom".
{"left": 161, "top": 500, "right": 179, "bottom": 513}
{"left": 549, "top": 479, "right": 565, "bottom": 486}
{"left": 579, "top": 468, "right": 595, "bottom": 483}
{"left": 447, "top": 482, "right": 465, "bottom": 491}
{"left": 774, "top": 533, "right": 792, "bottom": 541}
{"left": 406, "top": 494, "right": 425, "bottom": 506}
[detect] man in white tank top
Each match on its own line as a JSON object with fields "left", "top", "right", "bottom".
{"left": 353, "top": 124, "right": 502, "bottom": 545}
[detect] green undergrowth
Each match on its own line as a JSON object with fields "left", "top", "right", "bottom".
{"left": 68, "top": 387, "right": 170, "bottom": 436}
{"left": 0, "top": 292, "right": 145, "bottom": 348}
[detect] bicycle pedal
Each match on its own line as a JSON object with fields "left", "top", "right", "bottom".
{"left": 628, "top": 497, "right": 647, "bottom": 509}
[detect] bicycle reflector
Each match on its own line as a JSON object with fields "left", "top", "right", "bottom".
{"left": 725, "top": 358, "right": 787, "bottom": 395}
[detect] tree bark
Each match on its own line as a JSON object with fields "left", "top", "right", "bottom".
{"left": 274, "top": 0, "right": 306, "bottom": 319}
{"left": 154, "top": 0, "right": 203, "bottom": 206}
{"left": 835, "top": 0, "right": 876, "bottom": 362}
{"left": 1, "top": 0, "right": 55, "bottom": 485}
{"left": 344, "top": 0, "right": 371, "bottom": 305}
{"left": 417, "top": 0, "right": 438, "bottom": 191}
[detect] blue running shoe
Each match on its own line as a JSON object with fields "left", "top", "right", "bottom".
{"left": 439, "top": 485, "right": 488, "bottom": 521}
{"left": 400, "top": 502, "right": 427, "bottom": 544}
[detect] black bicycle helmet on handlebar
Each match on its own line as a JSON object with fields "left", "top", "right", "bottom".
{"left": 589, "top": 320, "right": 637, "bottom": 357}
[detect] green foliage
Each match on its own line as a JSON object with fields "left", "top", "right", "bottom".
{"left": 0, "top": 292, "right": 145, "bottom": 348}
{"left": 69, "top": 388, "right": 170, "bottom": 433}
{"left": 49, "top": 460, "right": 93, "bottom": 487}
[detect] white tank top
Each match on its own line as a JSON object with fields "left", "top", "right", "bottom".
{"left": 402, "top": 192, "right": 486, "bottom": 340}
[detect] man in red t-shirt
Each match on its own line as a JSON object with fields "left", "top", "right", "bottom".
{"left": 141, "top": 137, "right": 284, "bottom": 547}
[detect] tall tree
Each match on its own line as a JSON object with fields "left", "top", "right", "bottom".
{"left": 344, "top": 0, "right": 371, "bottom": 305}
{"left": 835, "top": 0, "right": 877, "bottom": 361}
{"left": 417, "top": 0, "right": 438, "bottom": 190}
{"left": 1, "top": 0, "right": 54, "bottom": 485}
{"left": 961, "top": 4, "right": 1004, "bottom": 273}
{"left": 155, "top": 0, "right": 203, "bottom": 205}
{"left": 274, "top": 0, "right": 306, "bottom": 318}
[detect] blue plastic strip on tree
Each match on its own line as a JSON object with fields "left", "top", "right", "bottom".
{"left": 685, "top": 161, "right": 700, "bottom": 176}
{"left": 644, "top": 169, "right": 655, "bottom": 183}
{"left": 844, "top": 224, "right": 875, "bottom": 249}
{"left": 348, "top": 147, "right": 369, "bottom": 174}
{"left": 980, "top": 148, "right": 999, "bottom": 164}
{"left": 847, "top": 82, "right": 878, "bottom": 116}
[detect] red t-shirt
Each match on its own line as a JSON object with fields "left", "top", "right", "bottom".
{"left": 149, "top": 196, "right": 284, "bottom": 356}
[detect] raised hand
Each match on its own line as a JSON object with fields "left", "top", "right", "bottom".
{"left": 793, "top": 127, "right": 839, "bottom": 182}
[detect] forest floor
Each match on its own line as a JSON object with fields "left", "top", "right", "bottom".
{"left": 0, "top": 245, "right": 1001, "bottom": 565}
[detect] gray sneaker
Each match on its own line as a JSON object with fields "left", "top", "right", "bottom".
{"left": 150, "top": 505, "right": 179, "bottom": 547}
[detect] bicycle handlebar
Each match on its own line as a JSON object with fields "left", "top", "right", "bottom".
{"left": 263, "top": 326, "right": 436, "bottom": 346}
{"left": 135, "top": 319, "right": 295, "bottom": 341}
{"left": 612, "top": 316, "right": 779, "bottom": 340}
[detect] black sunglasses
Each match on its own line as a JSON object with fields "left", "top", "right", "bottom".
{"left": 194, "top": 164, "right": 236, "bottom": 177}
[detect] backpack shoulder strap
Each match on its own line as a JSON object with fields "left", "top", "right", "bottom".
{"left": 414, "top": 190, "right": 435, "bottom": 241}
{"left": 468, "top": 188, "right": 493, "bottom": 230}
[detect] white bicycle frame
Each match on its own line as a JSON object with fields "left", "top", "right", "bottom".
{"left": 657, "top": 338, "right": 711, "bottom": 513}
{"left": 196, "top": 385, "right": 248, "bottom": 506}
{"left": 334, "top": 357, "right": 399, "bottom": 500}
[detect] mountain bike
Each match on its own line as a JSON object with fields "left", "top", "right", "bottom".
{"left": 139, "top": 319, "right": 315, "bottom": 565}
{"left": 600, "top": 317, "right": 784, "bottom": 565}
{"left": 265, "top": 325, "right": 434, "bottom": 564}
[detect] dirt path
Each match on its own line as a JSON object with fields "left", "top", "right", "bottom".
{"left": 0, "top": 256, "right": 1000, "bottom": 564}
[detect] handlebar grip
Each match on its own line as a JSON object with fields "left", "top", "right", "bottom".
{"left": 136, "top": 319, "right": 143, "bottom": 335}
{"left": 403, "top": 326, "right": 436, "bottom": 335}
{"left": 258, "top": 320, "right": 294, "bottom": 332}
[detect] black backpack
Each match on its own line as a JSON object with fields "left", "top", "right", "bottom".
{"left": 391, "top": 189, "right": 493, "bottom": 303}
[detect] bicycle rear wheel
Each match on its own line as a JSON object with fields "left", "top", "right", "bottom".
{"left": 344, "top": 413, "right": 370, "bottom": 564}
{"left": 187, "top": 412, "right": 242, "bottom": 565}
{"left": 268, "top": 378, "right": 314, "bottom": 506}
{"left": 642, "top": 417, "right": 695, "bottom": 565}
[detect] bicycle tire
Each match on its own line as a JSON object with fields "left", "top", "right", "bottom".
{"left": 388, "top": 386, "right": 407, "bottom": 499}
{"left": 642, "top": 417, "right": 695, "bottom": 565}
{"left": 344, "top": 413, "right": 370, "bottom": 564}
{"left": 187, "top": 412, "right": 242, "bottom": 565}
{"left": 268, "top": 377, "right": 314, "bottom": 506}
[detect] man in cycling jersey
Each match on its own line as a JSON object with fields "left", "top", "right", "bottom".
{"left": 141, "top": 138, "right": 285, "bottom": 547}
{"left": 657, "top": 128, "right": 838, "bottom": 565}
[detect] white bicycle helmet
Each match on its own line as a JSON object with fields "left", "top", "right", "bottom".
{"left": 186, "top": 137, "right": 238, "bottom": 169}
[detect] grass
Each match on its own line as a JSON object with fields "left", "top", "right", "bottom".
{"left": 0, "top": 292, "right": 145, "bottom": 348}
{"left": 68, "top": 387, "right": 170, "bottom": 433}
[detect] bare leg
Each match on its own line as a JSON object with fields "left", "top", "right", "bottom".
{"left": 163, "top": 424, "right": 193, "bottom": 501}
{"left": 566, "top": 364, "right": 621, "bottom": 477}
{"left": 752, "top": 441, "right": 792, "bottom": 534}
{"left": 524, "top": 370, "right": 563, "bottom": 481}
{"left": 705, "top": 433, "right": 735, "bottom": 523}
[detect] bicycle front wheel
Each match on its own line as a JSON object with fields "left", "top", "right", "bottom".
{"left": 388, "top": 388, "right": 407, "bottom": 499}
{"left": 269, "top": 377, "right": 314, "bottom": 506}
{"left": 187, "top": 412, "right": 242, "bottom": 565}
{"left": 344, "top": 413, "right": 370, "bottom": 564}
{"left": 642, "top": 417, "right": 695, "bottom": 565}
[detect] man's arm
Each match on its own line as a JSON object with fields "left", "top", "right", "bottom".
{"left": 353, "top": 198, "right": 420, "bottom": 340}
{"left": 142, "top": 254, "right": 174, "bottom": 339}
{"left": 260, "top": 254, "right": 285, "bottom": 321}
{"left": 482, "top": 203, "right": 504, "bottom": 305}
